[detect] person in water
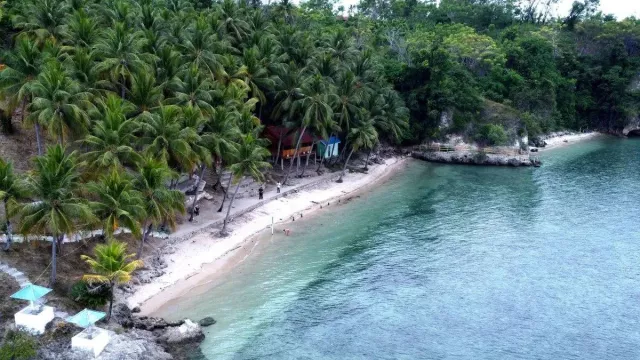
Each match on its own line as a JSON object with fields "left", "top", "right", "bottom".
{"left": 258, "top": 186, "right": 264, "bottom": 200}
{"left": 283, "top": 229, "right": 291, "bottom": 236}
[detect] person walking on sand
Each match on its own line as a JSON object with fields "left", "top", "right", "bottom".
{"left": 276, "top": 182, "right": 281, "bottom": 194}
{"left": 258, "top": 185, "right": 264, "bottom": 200}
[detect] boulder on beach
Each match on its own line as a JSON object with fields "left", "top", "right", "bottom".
{"left": 158, "top": 319, "right": 205, "bottom": 345}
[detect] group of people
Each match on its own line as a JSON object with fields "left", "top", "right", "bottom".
{"left": 258, "top": 182, "right": 281, "bottom": 200}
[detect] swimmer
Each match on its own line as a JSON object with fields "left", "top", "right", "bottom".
{"left": 283, "top": 229, "right": 291, "bottom": 236}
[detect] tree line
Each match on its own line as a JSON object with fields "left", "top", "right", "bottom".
{"left": 0, "top": 0, "right": 410, "bottom": 287}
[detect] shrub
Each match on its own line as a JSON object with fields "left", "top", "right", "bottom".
{"left": 476, "top": 124, "right": 508, "bottom": 146}
{"left": 0, "top": 330, "right": 37, "bottom": 360}
{"left": 70, "top": 280, "right": 110, "bottom": 308}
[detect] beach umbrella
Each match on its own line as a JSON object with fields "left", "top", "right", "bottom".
{"left": 67, "top": 309, "right": 106, "bottom": 328}
{"left": 10, "top": 283, "right": 52, "bottom": 309}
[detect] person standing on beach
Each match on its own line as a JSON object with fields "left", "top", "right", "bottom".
{"left": 259, "top": 185, "right": 264, "bottom": 200}
{"left": 276, "top": 182, "right": 281, "bottom": 193}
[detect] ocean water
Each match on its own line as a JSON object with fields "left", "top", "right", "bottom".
{"left": 158, "top": 137, "right": 640, "bottom": 359}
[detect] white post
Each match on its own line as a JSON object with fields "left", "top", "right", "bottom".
{"left": 271, "top": 217, "right": 274, "bottom": 235}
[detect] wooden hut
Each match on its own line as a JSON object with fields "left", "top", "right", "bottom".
{"left": 264, "top": 126, "right": 315, "bottom": 170}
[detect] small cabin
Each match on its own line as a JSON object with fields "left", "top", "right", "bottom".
{"left": 318, "top": 137, "right": 340, "bottom": 159}
{"left": 264, "top": 126, "right": 315, "bottom": 169}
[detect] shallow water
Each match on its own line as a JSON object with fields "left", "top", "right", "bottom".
{"left": 158, "top": 137, "right": 640, "bottom": 359}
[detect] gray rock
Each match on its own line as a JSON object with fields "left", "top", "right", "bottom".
{"left": 198, "top": 317, "right": 216, "bottom": 327}
{"left": 158, "top": 319, "right": 204, "bottom": 345}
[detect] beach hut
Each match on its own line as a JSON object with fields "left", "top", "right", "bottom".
{"left": 11, "top": 283, "right": 55, "bottom": 334}
{"left": 264, "top": 126, "right": 315, "bottom": 170}
{"left": 318, "top": 136, "right": 341, "bottom": 159}
{"left": 68, "top": 309, "right": 110, "bottom": 358}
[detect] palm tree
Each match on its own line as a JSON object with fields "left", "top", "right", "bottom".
{"left": 179, "top": 15, "right": 226, "bottom": 79}
{"left": 167, "top": 65, "right": 214, "bottom": 114}
{"left": 11, "top": 0, "right": 69, "bottom": 43}
{"left": 93, "top": 22, "right": 149, "bottom": 99}
{"left": 221, "top": 134, "right": 270, "bottom": 235}
{"left": 61, "top": 9, "right": 101, "bottom": 50}
{"left": 182, "top": 106, "right": 213, "bottom": 221}
{"left": 0, "top": 38, "right": 43, "bottom": 152}
{"left": 140, "top": 105, "right": 200, "bottom": 173}
{"left": 28, "top": 61, "right": 91, "bottom": 146}
{"left": 132, "top": 157, "right": 184, "bottom": 259}
{"left": 87, "top": 170, "right": 145, "bottom": 238}
{"left": 19, "top": 145, "right": 95, "bottom": 285}
{"left": 0, "top": 159, "right": 27, "bottom": 250}
{"left": 81, "top": 95, "right": 142, "bottom": 172}
{"left": 81, "top": 240, "right": 143, "bottom": 321}
{"left": 282, "top": 75, "right": 334, "bottom": 185}
{"left": 233, "top": 47, "right": 275, "bottom": 118}
{"left": 337, "top": 119, "right": 378, "bottom": 183}
{"left": 128, "top": 71, "right": 164, "bottom": 116}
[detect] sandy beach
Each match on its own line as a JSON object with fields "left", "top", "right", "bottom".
{"left": 130, "top": 156, "right": 410, "bottom": 313}
{"left": 537, "top": 132, "right": 604, "bottom": 151}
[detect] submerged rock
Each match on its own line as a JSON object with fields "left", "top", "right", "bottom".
{"left": 198, "top": 317, "right": 216, "bottom": 327}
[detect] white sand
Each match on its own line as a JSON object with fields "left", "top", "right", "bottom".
{"left": 128, "top": 156, "right": 409, "bottom": 310}
{"left": 537, "top": 132, "right": 603, "bottom": 151}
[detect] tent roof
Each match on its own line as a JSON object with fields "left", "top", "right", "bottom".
{"left": 10, "top": 284, "right": 52, "bottom": 302}
{"left": 264, "top": 126, "right": 314, "bottom": 148}
{"left": 319, "top": 136, "right": 341, "bottom": 145}
{"left": 67, "top": 309, "right": 106, "bottom": 328}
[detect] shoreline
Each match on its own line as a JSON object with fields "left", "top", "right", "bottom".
{"left": 132, "top": 156, "right": 411, "bottom": 314}
{"left": 536, "top": 131, "right": 605, "bottom": 152}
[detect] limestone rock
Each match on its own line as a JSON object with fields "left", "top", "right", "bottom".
{"left": 158, "top": 319, "right": 204, "bottom": 345}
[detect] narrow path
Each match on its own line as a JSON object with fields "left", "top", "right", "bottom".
{"left": 0, "top": 261, "right": 30, "bottom": 287}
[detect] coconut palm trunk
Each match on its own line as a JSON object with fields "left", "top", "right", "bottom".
{"left": 34, "top": 123, "right": 43, "bottom": 155}
{"left": 221, "top": 177, "right": 244, "bottom": 234}
{"left": 137, "top": 221, "right": 152, "bottom": 259}
{"left": 2, "top": 200, "right": 11, "bottom": 251}
{"left": 300, "top": 143, "right": 314, "bottom": 178}
{"left": 364, "top": 150, "right": 371, "bottom": 170}
{"left": 274, "top": 132, "right": 283, "bottom": 167}
{"left": 337, "top": 148, "right": 355, "bottom": 183}
{"left": 108, "top": 281, "right": 115, "bottom": 321}
{"left": 217, "top": 174, "right": 234, "bottom": 212}
{"left": 189, "top": 165, "right": 206, "bottom": 222}
{"left": 282, "top": 126, "right": 307, "bottom": 185}
{"left": 50, "top": 235, "right": 60, "bottom": 285}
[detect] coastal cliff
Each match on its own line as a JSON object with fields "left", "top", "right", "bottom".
{"left": 411, "top": 150, "right": 540, "bottom": 167}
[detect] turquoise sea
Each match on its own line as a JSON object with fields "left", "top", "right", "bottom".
{"left": 158, "top": 137, "right": 640, "bottom": 359}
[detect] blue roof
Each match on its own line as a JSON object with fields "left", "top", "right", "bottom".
{"left": 67, "top": 309, "right": 106, "bottom": 328}
{"left": 11, "top": 284, "right": 52, "bottom": 302}
{"left": 320, "top": 136, "right": 341, "bottom": 145}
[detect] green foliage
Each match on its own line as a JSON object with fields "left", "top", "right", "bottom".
{"left": 70, "top": 280, "right": 110, "bottom": 308}
{"left": 0, "top": 330, "right": 37, "bottom": 360}
{"left": 476, "top": 124, "right": 509, "bottom": 146}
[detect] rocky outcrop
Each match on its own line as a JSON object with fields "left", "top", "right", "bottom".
{"left": 412, "top": 151, "right": 540, "bottom": 167}
{"left": 157, "top": 319, "right": 204, "bottom": 345}
{"left": 622, "top": 117, "right": 640, "bottom": 136}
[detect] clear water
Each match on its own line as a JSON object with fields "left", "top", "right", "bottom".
{"left": 158, "top": 137, "right": 640, "bottom": 359}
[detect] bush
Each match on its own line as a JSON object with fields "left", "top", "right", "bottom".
{"left": 0, "top": 330, "right": 37, "bottom": 360}
{"left": 70, "top": 280, "right": 110, "bottom": 308}
{"left": 476, "top": 124, "right": 508, "bottom": 146}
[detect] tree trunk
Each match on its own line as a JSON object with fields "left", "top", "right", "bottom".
{"left": 274, "top": 131, "right": 284, "bottom": 166}
{"left": 283, "top": 126, "right": 307, "bottom": 185}
{"left": 137, "top": 221, "right": 151, "bottom": 259}
{"left": 3, "top": 200, "right": 11, "bottom": 251}
{"left": 107, "top": 283, "right": 115, "bottom": 321}
{"left": 221, "top": 177, "right": 244, "bottom": 234}
{"left": 217, "top": 174, "right": 233, "bottom": 212}
{"left": 337, "top": 148, "right": 355, "bottom": 183}
{"left": 50, "top": 234, "right": 58, "bottom": 286}
{"left": 300, "top": 143, "right": 313, "bottom": 178}
{"left": 35, "top": 123, "right": 43, "bottom": 156}
{"left": 121, "top": 75, "right": 126, "bottom": 99}
{"left": 189, "top": 165, "right": 206, "bottom": 222}
{"left": 364, "top": 149, "right": 371, "bottom": 170}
